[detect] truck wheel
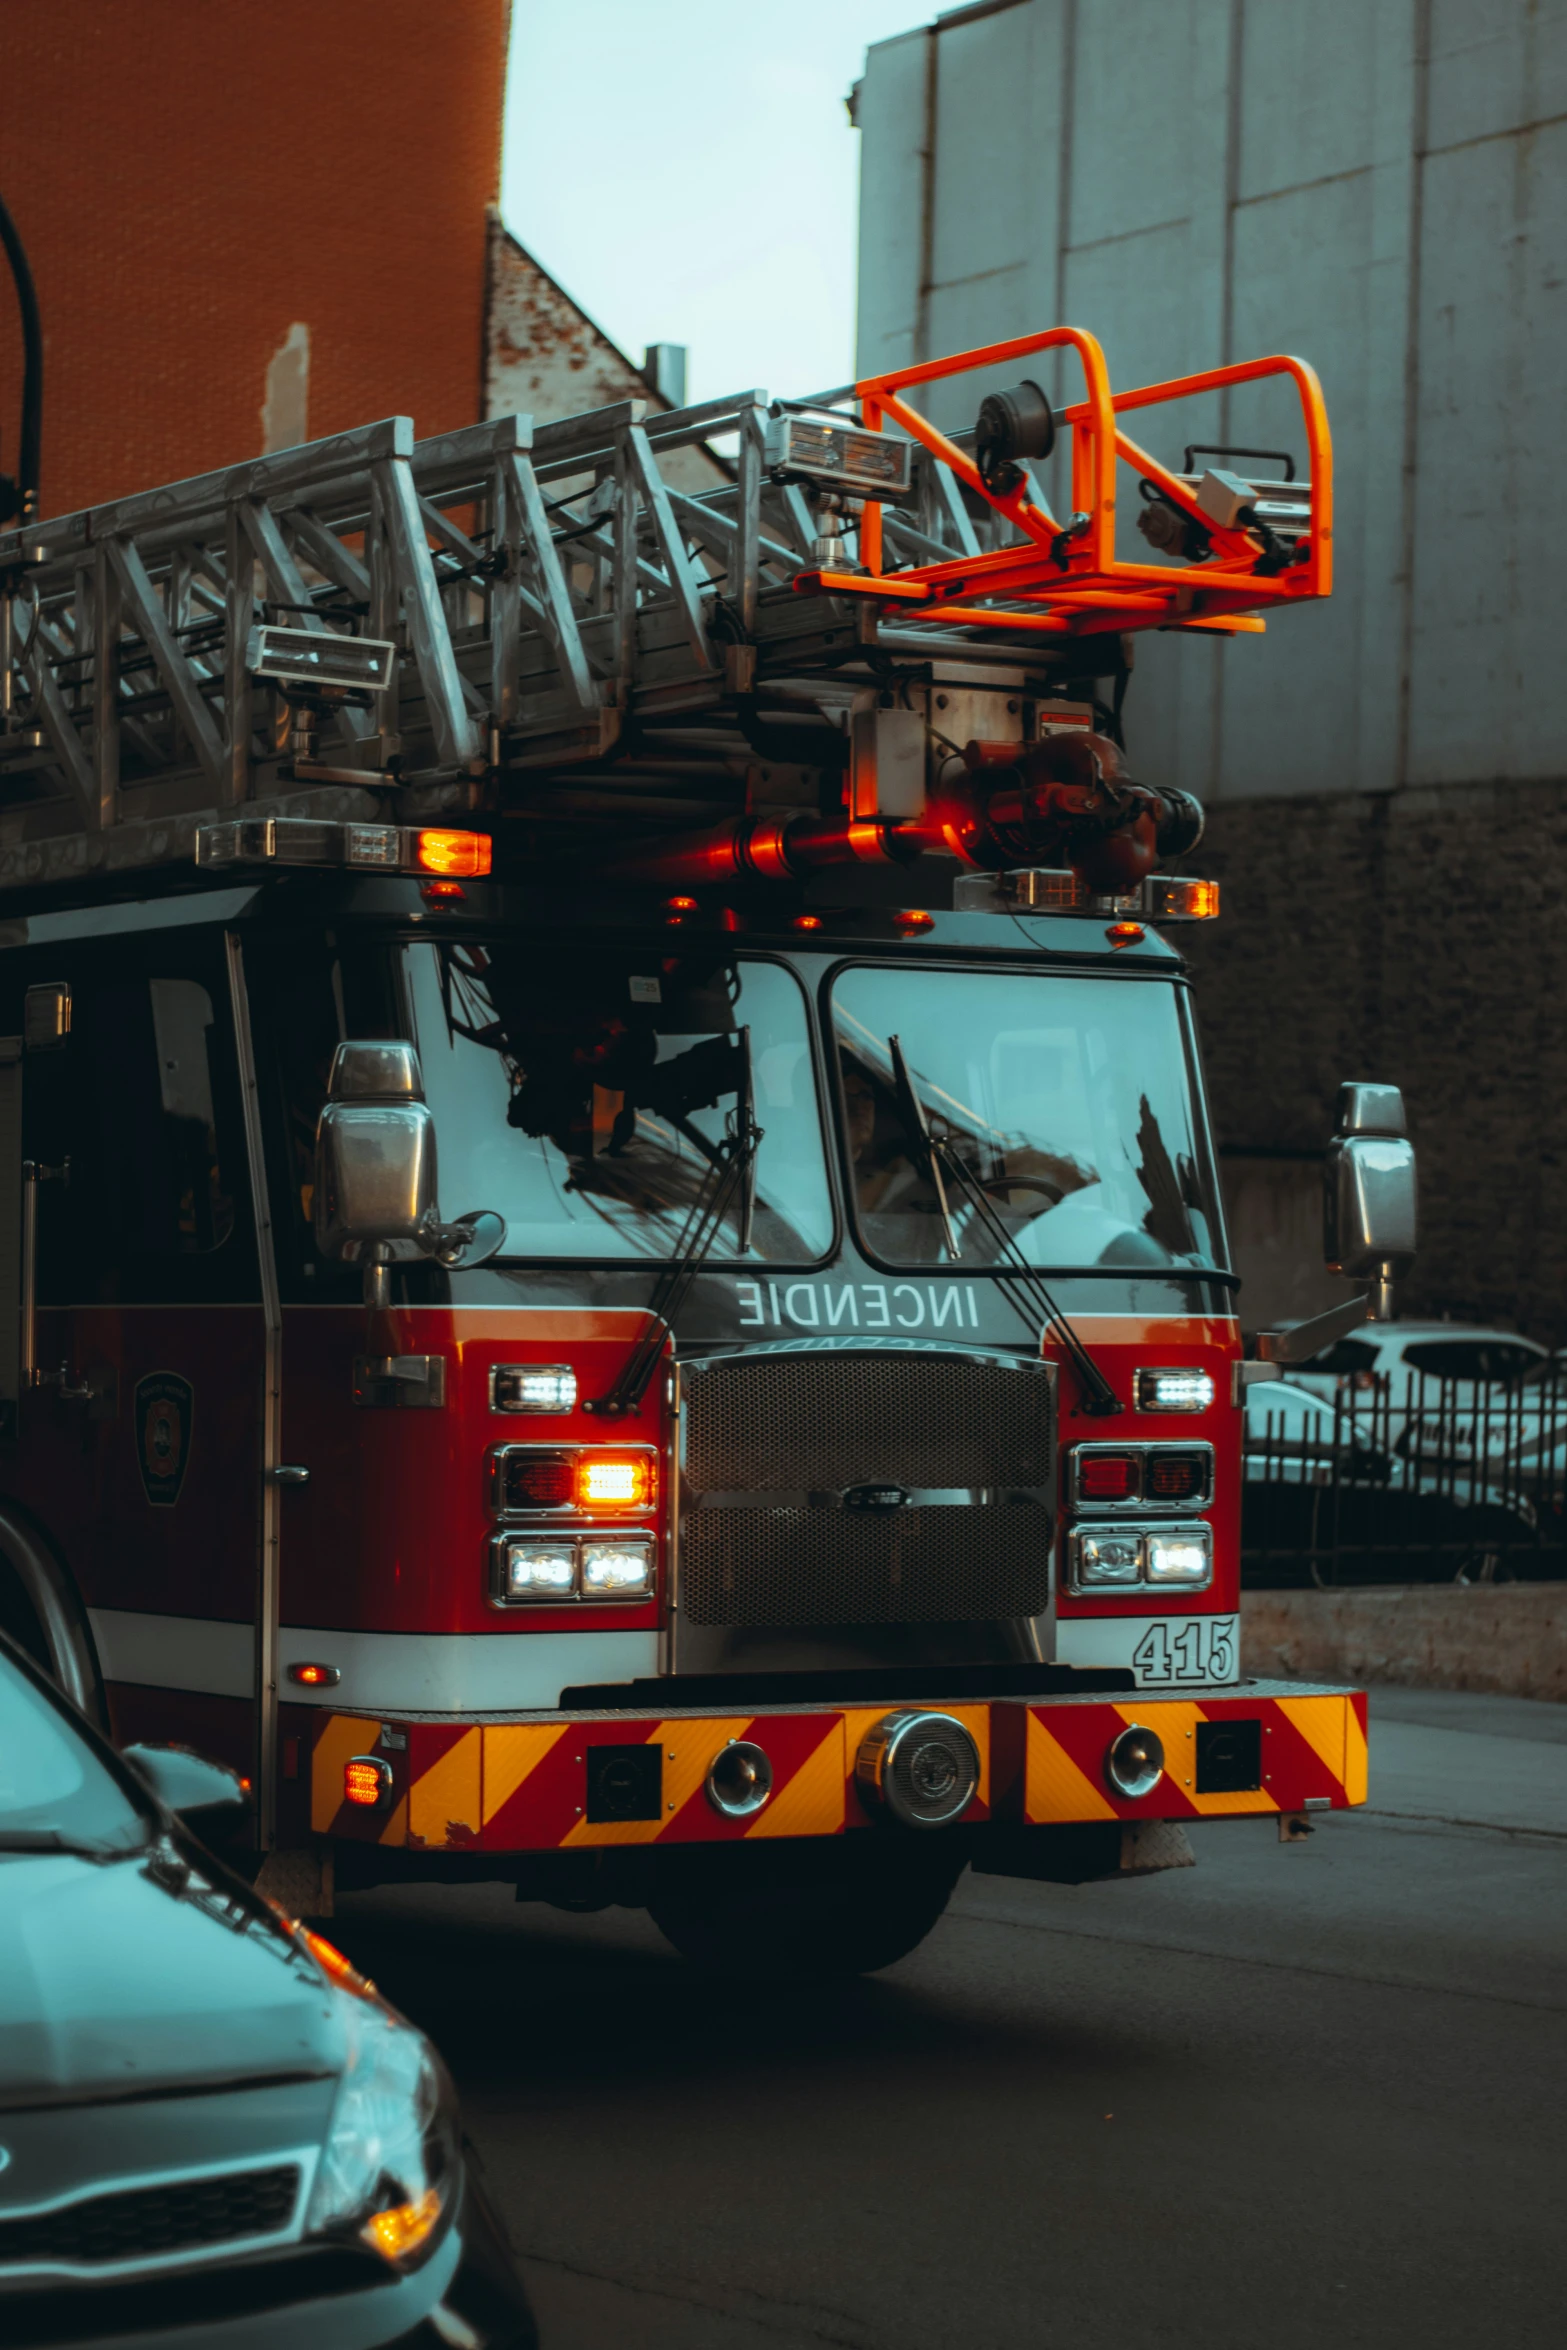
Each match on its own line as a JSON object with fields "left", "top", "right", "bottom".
{"left": 649, "top": 1838, "right": 965, "bottom": 1978}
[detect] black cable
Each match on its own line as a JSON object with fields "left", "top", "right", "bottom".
{"left": 0, "top": 189, "right": 42, "bottom": 521}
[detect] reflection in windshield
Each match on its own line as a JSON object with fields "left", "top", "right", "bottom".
{"left": 406, "top": 944, "right": 832, "bottom": 1264}
{"left": 832, "top": 969, "right": 1225, "bottom": 1274}
{"left": 0, "top": 1658, "right": 147, "bottom": 1852}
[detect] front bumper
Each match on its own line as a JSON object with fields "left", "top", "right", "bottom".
{"left": 0, "top": 2168, "right": 536, "bottom": 2350}
{"left": 306, "top": 1679, "right": 1368, "bottom": 1855}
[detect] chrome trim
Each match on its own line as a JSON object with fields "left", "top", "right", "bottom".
{"left": 853, "top": 1708, "right": 980, "bottom": 1830}
{"left": 0, "top": 2146, "right": 317, "bottom": 2283}
{"left": 226, "top": 930, "right": 281, "bottom": 1849}
{"left": 666, "top": 1361, "right": 682, "bottom": 1677}
{"left": 1105, "top": 1723, "right": 1165, "bottom": 1800}
{"left": 488, "top": 1440, "right": 658, "bottom": 1519}
{"left": 487, "top": 1530, "right": 656, "bottom": 1607}
{"left": 489, "top": 1361, "right": 578, "bottom": 1413}
{"left": 705, "top": 1737, "right": 774, "bottom": 1817}
{"left": 1134, "top": 1366, "right": 1218, "bottom": 1413}
{"left": 1066, "top": 1518, "right": 1214, "bottom": 1597}
{"left": 1068, "top": 1441, "right": 1214, "bottom": 1514}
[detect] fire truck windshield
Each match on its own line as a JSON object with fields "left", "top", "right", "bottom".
{"left": 404, "top": 942, "right": 832, "bottom": 1262}
{"left": 831, "top": 967, "right": 1226, "bottom": 1274}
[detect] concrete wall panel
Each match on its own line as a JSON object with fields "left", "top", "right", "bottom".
{"left": 1217, "top": 171, "right": 1375, "bottom": 796}
{"left": 854, "top": 29, "right": 928, "bottom": 381}
{"left": 1407, "top": 120, "right": 1567, "bottom": 782}
{"left": 1068, "top": 0, "right": 1201, "bottom": 249}
{"left": 854, "top": 2, "right": 1567, "bottom": 1331}
{"left": 930, "top": 8, "right": 1049, "bottom": 285}
{"left": 1235, "top": 0, "right": 1385, "bottom": 203}
{"left": 1427, "top": 0, "right": 1567, "bottom": 152}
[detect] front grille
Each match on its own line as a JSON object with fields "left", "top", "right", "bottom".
{"left": 0, "top": 2164, "right": 300, "bottom": 2271}
{"left": 683, "top": 1350, "right": 1053, "bottom": 1492}
{"left": 681, "top": 1350, "right": 1054, "bottom": 1627}
{"left": 681, "top": 1505, "right": 1051, "bottom": 1625}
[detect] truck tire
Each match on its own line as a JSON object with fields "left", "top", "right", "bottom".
{"left": 649, "top": 1837, "right": 965, "bottom": 1977}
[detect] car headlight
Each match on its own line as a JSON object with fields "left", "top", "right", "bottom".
{"left": 301, "top": 1932, "right": 459, "bottom": 2269}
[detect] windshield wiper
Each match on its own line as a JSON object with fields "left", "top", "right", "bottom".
{"left": 888, "top": 1036, "right": 959, "bottom": 1263}
{"left": 591, "top": 1027, "right": 764, "bottom": 1417}
{"left": 885, "top": 1033, "right": 1123, "bottom": 1418}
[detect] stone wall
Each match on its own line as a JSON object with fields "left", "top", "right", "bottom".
{"left": 1242, "top": 1584, "right": 1567, "bottom": 1705}
{"left": 1179, "top": 782, "right": 1567, "bottom": 1345}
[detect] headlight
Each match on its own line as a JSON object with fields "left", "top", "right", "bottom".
{"left": 1074, "top": 1529, "right": 1143, "bottom": 1585}
{"left": 302, "top": 1934, "right": 459, "bottom": 2270}
{"left": 500, "top": 1540, "right": 577, "bottom": 1598}
{"left": 1070, "top": 1521, "right": 1213, "bottom": 1591}
{"left": 1145, "top": 1526, "right": 1212, "bottom": 1584}
{"left": 1136, "top": 1368, "right": 1215, "bottom": 1412}
{"left": 581, "top": 1539, "right": 655, "bottom": 1596}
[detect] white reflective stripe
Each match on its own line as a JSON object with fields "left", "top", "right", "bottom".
{"left": 276, "top": 1626, "right": 660, "bottom": 1715}
{"left": 89, "top": 1611, "right": 661, "bottom": 1715}
{"left": 1054, "top": 1612, "right": 1241, "bottom": 1687}
{"left": 89, "top": 1609, "right": 254, "bottom": 1698}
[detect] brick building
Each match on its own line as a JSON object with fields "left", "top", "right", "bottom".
{"left": 0, "top": 2, "right": 696, "bottom": 515}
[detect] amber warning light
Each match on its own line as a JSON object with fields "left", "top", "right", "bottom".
{"left": 344, "top": 1757, "right": 392, "bottom": 1807}
{"left": 415, "top": 829, "right": 492, "bottom": 878}
{"left": 195, "top": 817, "right": 493, "bottom": 878}
{"left": 288, "top": 1661, "right": 340, "bottom": 1688}
{"left": 577, "top": 1455, "right": 657, "bottom": 1510}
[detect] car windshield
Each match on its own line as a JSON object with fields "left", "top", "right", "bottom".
{"left": 0, "top": 1652, "right": 148, "bottom": 1852}
{"left": 404, "top": 942, "right": 833, "bottom": 1263}
{"left": 831, "top": 966, "right": 1226, "bottom": 1273}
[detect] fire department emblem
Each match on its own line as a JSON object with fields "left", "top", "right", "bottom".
{"left": 135, "top": 1372, "right": 193, "bottom": 1509}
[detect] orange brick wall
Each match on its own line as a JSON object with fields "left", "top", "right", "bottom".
{"left": 0, "top": 0, "right": 510, "bottom": 521}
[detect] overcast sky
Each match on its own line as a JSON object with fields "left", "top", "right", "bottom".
{"left": 501, "top": 0, "right": 927, "bottom": 408}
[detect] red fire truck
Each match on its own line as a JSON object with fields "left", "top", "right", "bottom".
{"left": 0, "top": 329, "right": 1415, "bottom": 1970}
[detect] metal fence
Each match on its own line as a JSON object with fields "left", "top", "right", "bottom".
{"left": 1241, "top": 1372, "right": 1567, "bottom": 1587}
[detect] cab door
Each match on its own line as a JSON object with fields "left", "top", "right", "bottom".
{"left": 3, "top": 920, "right": 265, "bottom": 1775}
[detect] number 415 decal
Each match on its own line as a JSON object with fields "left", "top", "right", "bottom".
{"left": 1133, "top": 1617, "right": 1237, "bottom": 1686}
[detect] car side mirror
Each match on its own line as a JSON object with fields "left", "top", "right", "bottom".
{"left": 1324, "top": 1081, "right": 1417, "bottom": 1322}
{"left": 313, "top": 1042, "right": 506, "bottom": 1304}
{"left": 122, "top": 1742, "right": 250, "bottom": 1841}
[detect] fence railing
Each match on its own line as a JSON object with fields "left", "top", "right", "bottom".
{"left": 1241, "top": 1370, "right": 1567, "bottom": 1586}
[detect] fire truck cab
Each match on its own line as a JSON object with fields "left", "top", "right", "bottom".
{"left": 0, "top": 329, "right": 1411, "bottom": 1971}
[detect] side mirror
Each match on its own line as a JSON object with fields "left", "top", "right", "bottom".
{"left": 314, "top": 1042, "right": 506, "bottom": 1301}
{"left": 1324, "top": 1082, "right": 1417, "bottom": 1321}
{"left": 122, "top": 1742, "right": 250, "bottom": 1842}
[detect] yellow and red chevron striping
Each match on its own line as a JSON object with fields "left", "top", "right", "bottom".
{"left": 1022, "top": 1692, "right": 1362, "bottom": 1823}
{"left": 308, "top": 1690, "right": 1363, "bottom": 1852}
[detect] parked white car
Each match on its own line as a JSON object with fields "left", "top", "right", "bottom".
{"left": 1281, "top": 1321, "right": 1549, "bottom": 1406}
{"left": 1241, "top": 1372, "right": 1539, "bottom": 1585}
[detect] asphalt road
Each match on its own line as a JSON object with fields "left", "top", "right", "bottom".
{"left": 330, "top": 1689, "right": 1567, "bottom": 2350}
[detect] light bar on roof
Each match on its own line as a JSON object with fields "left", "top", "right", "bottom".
{"left": 195, "top": 818, "right": 493, "bottom": 877}
{"left": 953, "top": 869, "right": 1220, "bottom": 920}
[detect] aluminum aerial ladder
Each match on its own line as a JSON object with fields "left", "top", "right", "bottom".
{"left": 0, "top": 328, "right": 1331, "bottom": 892}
